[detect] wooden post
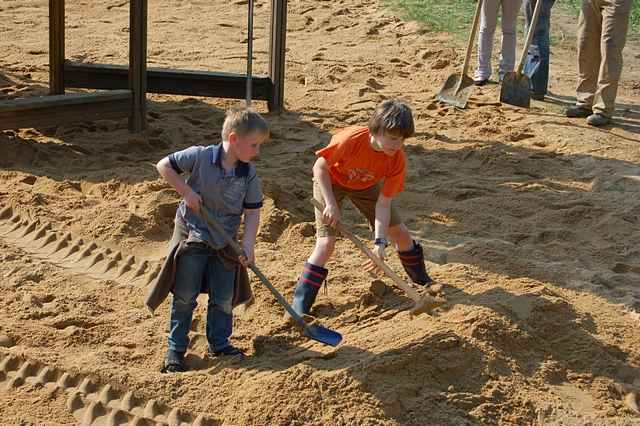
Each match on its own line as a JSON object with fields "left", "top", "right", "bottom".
{"left": 268, "top": 0, "right": 286, "bottom": 112}
{"left": 128, "top": 0, "right": 147, "bottom": 132}
{"left": 49, "top": 0, "right": 65, "bottom": 95}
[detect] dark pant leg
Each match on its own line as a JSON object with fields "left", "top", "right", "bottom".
{"left": 167, "top": 244, "right": 209, "bottom": 353}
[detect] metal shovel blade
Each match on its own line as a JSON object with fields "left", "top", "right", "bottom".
{"left": 499, "top": 72, "right": 531, "bottom": 108}
{"left": 436, "top": 74, "right": 475, "bottom": 109}
{"left": 304, "top": 324, "right": 343, "bottom": 347}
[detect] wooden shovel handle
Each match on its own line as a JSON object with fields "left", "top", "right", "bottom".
{"left": 311, "top": 198, "right": 421, "bottom": 302}
{"left": 461, "top": 0, "right": 484, "bottom": 78}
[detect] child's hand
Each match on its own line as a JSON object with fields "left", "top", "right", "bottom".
{"left": 239, "top": 245, "right": 255, "bottom": 267}
{"left": 322, "top": 203, "right": 341, "bottom": 227}
{"left": 363, "top": 244, "right": 386, "bottom": 275}
{"left": 184, "top": 189, "right": 202, "bottom": 212}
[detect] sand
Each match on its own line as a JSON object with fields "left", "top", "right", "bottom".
{"left": 1, "top": 0, "right": 640, "bottom": 424}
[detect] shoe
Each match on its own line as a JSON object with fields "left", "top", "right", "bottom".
{"left": 565, "top": 105, "right": 593, "bottom": 118}
{"left": 586, "top": 113, "right": 610, "bottom": 127}
{"left": 473, "top": 78, "right": 489, "bottom": 86}
{"left": 530, "top": 92, "right": 545, "bottom": 101}
{"left": 162, "top": 349, "right": 186, "bottom": 373}
{"left": 210, "top": 345, "right": 244, "bottom": 357}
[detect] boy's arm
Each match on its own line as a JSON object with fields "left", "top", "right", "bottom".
{"left": 313, "top": 157, "right": 340, "bottom": 227}
{"left": 367, "top": 194, "right": 392, "bottom": 269}
{"left": 241, "top": 208, "right": 261, "bottom": 265}
{"left": 156, "top": 157, "right": 202, "bottom": 212}
{"left": 363, "top": 194, "right": 392, "bottom": 273}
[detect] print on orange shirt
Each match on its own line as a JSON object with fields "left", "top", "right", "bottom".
{"left": 315, "top": 126, "right": 406, "bottom": 198}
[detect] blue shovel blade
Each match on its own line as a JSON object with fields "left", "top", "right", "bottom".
{"left": 304, "top": 324, "right": 343, "bottom": 347}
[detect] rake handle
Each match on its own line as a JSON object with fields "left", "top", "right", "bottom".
{"left": 310, "top": 198, "right": 421, "bottom": 302}
{"left": 516, "top": 0, "right": 544, "bottom": 74}
{"left": 460, "top": 0, "right": 484, "bottom": 78}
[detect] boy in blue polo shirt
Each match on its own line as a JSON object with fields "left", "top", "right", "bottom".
{"left": 155, "top": 107, "right": 268, "bottom": 372}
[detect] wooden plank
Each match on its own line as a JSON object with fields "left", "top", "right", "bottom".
{"left": 64, "top": 63, "right": 274, "bottom": 100}
{"left": 268, "top": 0, "right": 287, "bottom": 112}
{"left": 0, "top": 90, "right": 133, "bottom": 130}
{"left": 48, "top": 0, "right": 65, "bottom": 95}
{"left": 129, "top": 0, "right": 147, "bottom": 132}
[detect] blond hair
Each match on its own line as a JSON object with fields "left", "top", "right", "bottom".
{"left": 368, "top": 99, "right": 415, "bottom": 139}
{"left": 222, "top": 107, "right": 269, "bottom": 140}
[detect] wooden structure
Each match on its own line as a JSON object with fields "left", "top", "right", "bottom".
{"left": 0, "top": 0, "right": 287, "bottom": 133}
{"left": 1, "top": 0, "right": 146, "bottom": 133}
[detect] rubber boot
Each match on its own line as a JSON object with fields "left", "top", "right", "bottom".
{"left": 291, "top": 262, "right": 328, "bottom": 315}
{"left": 398, "top": 241, "right": 433, "bottom": 286}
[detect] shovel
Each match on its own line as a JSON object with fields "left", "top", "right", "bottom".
{"left": 199, "top": 205, "right": 342, "bottom": 347}
{"left": 311, "top": 198, "right": 444, "bottom": 316}
{"left": 436, "top": 0, "right": 483, "bottom": 109}
{"left": 499, "top": 0, "right": 543, "bottom": 108}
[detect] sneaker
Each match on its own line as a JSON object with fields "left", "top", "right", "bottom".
{"left": 474, "top": 78, "right": 489, "bottom": 87}
{"left": 209, "top": 345, "right": 244, "bottom": 357}
{"left": 565, "top": 105, "right": 593, "bottom": 118}
{"left": 162, "top": 349, "right": 186, "bottom": 373}
{"left": 586, "top": 113, "right": 610, "bottom": 127}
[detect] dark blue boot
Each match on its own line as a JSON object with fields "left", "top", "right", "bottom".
{"left": 398, "top": 241, "right": 433, "bottom": 286}
{"left": 291, "top": 262, "right": 328, "bottom": 315}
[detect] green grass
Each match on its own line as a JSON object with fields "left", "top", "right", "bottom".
{"left": 384, "top": 0, "right": 477, "bottom": 38}
{"left": 386, "top": 0, "right": 640, "bottom": 41}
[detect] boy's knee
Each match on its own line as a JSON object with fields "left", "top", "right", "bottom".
{"left": 210, "top": 296, "right": 233, "bottom": 315}
{"left": 173, "top": 288, "right": 199, "bottom": 311}
{"left": 388, "top": 223, "right": 409, "bottom": 237}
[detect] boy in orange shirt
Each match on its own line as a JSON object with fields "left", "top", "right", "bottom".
{"left": 290, "top": 99, "right": 432, "bottom": 316}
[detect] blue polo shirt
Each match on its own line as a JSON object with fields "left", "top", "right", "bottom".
{"left": 167, "top": 144, "right": 263, "bottom": 249}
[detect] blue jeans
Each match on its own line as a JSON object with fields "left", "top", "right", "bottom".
{"left": 524, "top": 0, "right": 556, "bottom": 95}
{"left": 168, "top": 242, "right": 235, "bottom": 353}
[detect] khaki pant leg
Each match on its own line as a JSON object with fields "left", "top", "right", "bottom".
{"left": 592, "top": 0, "right": 632, "bottom": 116}
{"left": 576, "top": 0, "right": 603, "bottom": 108}
{"left": 346, "top": 185, "right": 403, "bottom": 231}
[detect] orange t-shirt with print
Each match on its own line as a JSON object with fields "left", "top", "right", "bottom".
{"left": 315, "top": 126, "right": 406, "bottom": 197}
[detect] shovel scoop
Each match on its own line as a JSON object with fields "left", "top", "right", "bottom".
{"left": 499, "top": 0, "right": 543, "bottom": 108}
{"left": 436, "top": 0, "right": 483, "bottom": 109}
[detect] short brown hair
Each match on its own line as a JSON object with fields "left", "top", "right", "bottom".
{"left": 368, "top": 99, "right": 415, "bottom": 139}
{"left": 222, "top": 107, "right": 269, "bottom": 140}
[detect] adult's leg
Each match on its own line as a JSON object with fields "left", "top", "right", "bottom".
{"left": 475, "top": 0, "right": 500, "bottom": 81}
{"left": 576, "top": 0, "right": 603, "bottom": 109}
{"left": 524, "top": 0, "right": 556, "bottom": 95}
{"left": 497, "top": 0, "right": 519, "bottom": 78}
{"left": 592, "top": 0, "right": 632, "bottom": 117}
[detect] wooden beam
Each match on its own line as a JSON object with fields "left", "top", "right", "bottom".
{"left": 64, "top": 63, "right": 274, "bottom": 100}
{"left": 0, "top": 90, "right": 133, "bottom": 130}
{"left": 48, "top": 0, "right": 65, "bottom": 95}
{"left": 268, "top": 0, "right": 287, "bottom": 112}
{"left": 129, "top": 0, "right": 147, "bottom": 132}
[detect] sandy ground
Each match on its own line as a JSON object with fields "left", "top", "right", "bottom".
{"left": 1, "top": 0, "right": 640, "bottom": 424}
